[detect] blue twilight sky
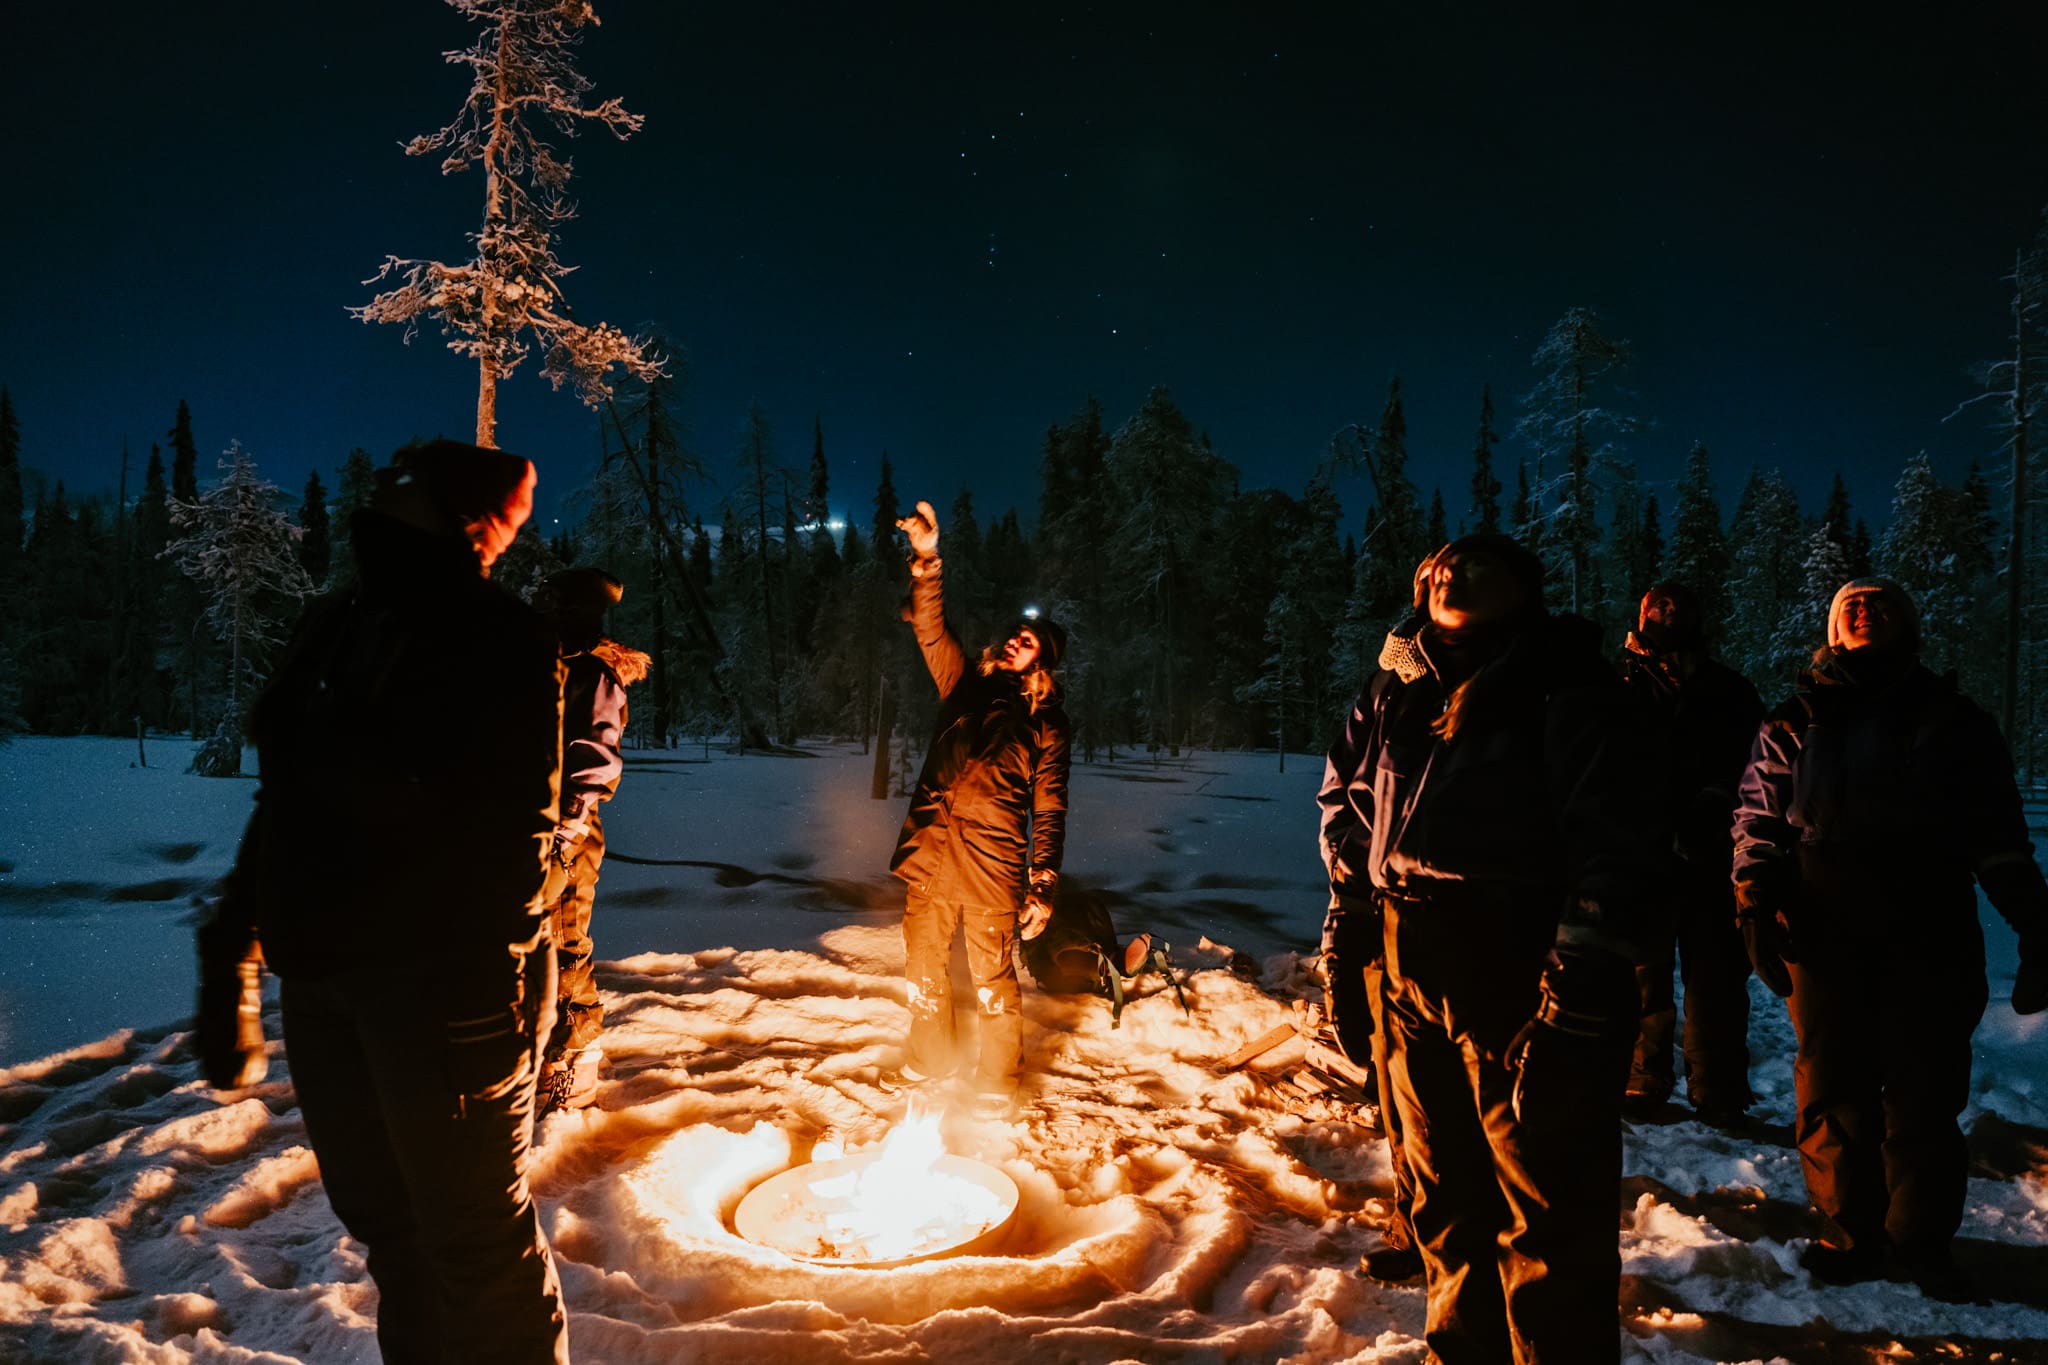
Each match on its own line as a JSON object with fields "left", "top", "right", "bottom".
{"left": 4, "top": 1, "right": 2046, "bottom": 540}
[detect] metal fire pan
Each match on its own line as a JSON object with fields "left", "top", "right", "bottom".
{"left": 733, "top": 1152, "right": 1020, "bottom": 1268}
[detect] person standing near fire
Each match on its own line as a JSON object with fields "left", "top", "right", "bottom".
{"left": 884, "top": 498, "right": 1072, "bottom": 1118}
{"left": 1732, "top": 577, "right": 2048, "bottom": 1300}
{"left": 1617, "top": 581, "right": 1765, "bottom": 1127}
{"left": 196, "top": 440, "right": 570, "bottom": 1363}
{"left": 531, "top": 567, "right": 649, "bottom": 1116}
{"left": 1335, "top": 533, "right": 1663, "bottom": 1361}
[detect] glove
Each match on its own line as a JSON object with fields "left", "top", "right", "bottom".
{"left": 1508, "top": 945, "right": 1635, "bottom": 1126}
{"left": 1020, "top": 893, "right": 1053, "bottom": 940}
{"left": 1736, "top": 890, "right": 1796, "bottom": 998}
{"left": 1021, "top": 868, "right": 1058, "bottom": 940}
{"left": 195, "top": 915, "right": 268, "bottom": 1090}
{"left": 2015, "top": 931, "right": 2048, "bottom": 1016}
{"left": 551, "top": 833, "right": 577, "bottom": 871}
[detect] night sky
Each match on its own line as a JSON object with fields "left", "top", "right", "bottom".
{"left": 6, "top": 2, "right": 2048, "bottom": 538}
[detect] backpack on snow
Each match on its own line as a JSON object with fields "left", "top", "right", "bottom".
{"left": 1022, "top": 884, "right": 1191, "bottom": 1028}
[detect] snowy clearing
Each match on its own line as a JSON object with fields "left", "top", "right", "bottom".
{"left": 1, "top": 736, "right": 2045, "bottom": 1363}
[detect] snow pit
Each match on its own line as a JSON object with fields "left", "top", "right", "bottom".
{"left": 590, "top": 1118, "right": 1167, "bottom": 1325}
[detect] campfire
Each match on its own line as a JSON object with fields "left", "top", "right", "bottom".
{"left": 733, "top": 1109, "right": 1019, "bottom": 1266}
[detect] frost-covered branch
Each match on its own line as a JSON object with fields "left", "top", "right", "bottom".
{"left": 351, "top": 0, "right": 662, "bottom": 446}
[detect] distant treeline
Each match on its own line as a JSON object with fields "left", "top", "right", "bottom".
{"left": 0, "top": 301, "right": 2042, "bottom": 776}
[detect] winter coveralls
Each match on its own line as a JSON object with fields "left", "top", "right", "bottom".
{"left": 889, "top": 555, "right": 1071, "bottom": 1095}
{"left": 1732, "top": 646, "right": 2048, "bottom": 1262}
{"left": 1619, "top": 639, "right": 1765, "bottom": 1116}
{"left": 1319, "top": 722, "right": 1417, "bottom": 1257}
{"left": 542, "top": 639, "right": 646, "bottom": 1060}
{"left": 212, "top": 505, "right": 569, "bottom": 1365}
{"left": 1345, "top": 611, "right": 1663, "bottom": 1364}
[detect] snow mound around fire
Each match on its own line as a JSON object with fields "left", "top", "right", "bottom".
{"left": 4, "top": 739, "right": 2048, "bottom": 1363}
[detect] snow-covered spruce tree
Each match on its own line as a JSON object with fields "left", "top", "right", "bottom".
{"left": 1720, "top": 469, "right": 1806, "bottom": 694}
{"left": 1601, "top": 459, "right": 1659, "bottom": 625}
{"left": 1775, "top": 523, "right": 1853, "bottom": 678}
{"left": 1235, "top": 589, "right": 1300, "bottom": 772}
{"left": 1349, "top": 377, "right": 1426, "bottom": 624}
{"left": 325, "top": 448, "right": 379, "bottom": 590}
{"left": 1109, "top": 388, "right": 1231, "bottom": 753}
{"left": 1513, "top": 307, "right": 1640, "bottom": 618}
{"left": 162, "top": 444, "right": 315, "bottom": 774}
{"left": 1664, "top": 441, "right": 1731, "bottom": 642}
{"left": 297, "top": 470, "right": 331, "bottom": 589}
{"left": 353, "top": 0, "right": 660, "bottom": 448}
{"left": 1877, "top": 451, "right": 1994, "bottom": 693}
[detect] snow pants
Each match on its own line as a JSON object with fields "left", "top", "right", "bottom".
{"left": 543, "top": 814, "right": 606, "bottom": 1059}
{"left": 1629, "top": 864, "right": 1753, "bottom": 1112}
{"left": 1786, "top": 847, "right": 1988, "bottom": 1257}
{"left": 282, "top": 953, "right": 568, "bottom": 1365}
{"left": 1380, "top": 896, "right": 1630, "bottom": 1364}
{"left": 903, "top": 888, "right": 1022, "bottom": 1093}
{"left": 1319, "top": 896, "right": 1416, "bottom": 1251}
{"left": 1363, "top": 956, "right": 1417, "bottom": 1253}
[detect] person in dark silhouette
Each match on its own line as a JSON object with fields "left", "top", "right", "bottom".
{"left": 1617, "top": 581, "right": 1764, "bottom": 1127}
{"left": 1331, "top": 533, "right": 1661, "bottom": 1361}
{"left": 197, "top": 439, "right": 569, "bottom": 1363}
{"left": 1733, "top": 576, "right": 2048, "bottom": 1302}
{"left": 532, "top": 567, "right": 649, "bottom": 1116}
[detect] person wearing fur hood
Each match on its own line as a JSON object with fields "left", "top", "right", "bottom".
{"left": 1732, "top": 576, "right": 2048, "bottom": 1301}
{"left": 533, "top": 566, "right": 652, "bottom": 1114}
{"left": 1325, "top": 533, "right": 1664, "bottom": 1361}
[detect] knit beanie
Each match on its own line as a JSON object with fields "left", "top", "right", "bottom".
{"left": 541, "top": 567, "right": 625, "bottom": 620}
{"left": 1826, "top": 577, "right": 1920, "bottom": 652}
{"left": 380, "top": 440, "right": 536, "bottom": 533}
{"left": 1020, "top": 616, "right": 1067, "bottom": 671}
{"left": 1413, "top": 534, "right": 1546, "bottom": 615}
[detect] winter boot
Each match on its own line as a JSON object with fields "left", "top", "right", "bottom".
{"left": 538, "top": 1043, "right": 602, "bottom": 1117}
{"left": 1798, "top": 1238, "right": 1885, "bottom": 1286}
{"left": 563, "top": 1042, "right": 601, "bottom": 1110}
{"left": 877, "top": 1063, "right": 941, "bottom": 1095}
{"left": 1895, "top": 1246, "right": 1984, "bottom": 1305}
{"left": 1358, "top": 1243, "right": 1424, "bottom": 1284}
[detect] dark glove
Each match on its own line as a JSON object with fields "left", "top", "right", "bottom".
{"left": 195, "top": 913, "right": 268, "bottom": 1090}
{"left": 1508, "top": 945, "right": 1635, "bottom": 1126}
{"left": 1735, "top": 886, "right": 1796, "bottom": 998}
{"left": 2015, "top": 931, "right": 2048, "bottom": 1016}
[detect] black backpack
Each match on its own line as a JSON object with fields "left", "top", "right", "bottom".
{"left": 1022, "top": 884, "right": 1189, "bottom": 1027}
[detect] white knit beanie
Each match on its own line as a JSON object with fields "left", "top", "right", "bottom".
{"left": 1826, "top": 577, "right": 1919, "bottom": 651}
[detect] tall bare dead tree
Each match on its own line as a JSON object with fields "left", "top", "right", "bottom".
{"left": 352, "top": 0, "right": 660, "bottom": 447}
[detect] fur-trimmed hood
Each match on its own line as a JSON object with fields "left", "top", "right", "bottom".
{"left": 591, "top": 639, "right": 652, "bottom": 687}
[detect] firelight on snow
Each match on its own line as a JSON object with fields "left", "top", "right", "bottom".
{"left": 733, "top": 1109, "right": 1019, "bottom": 1266}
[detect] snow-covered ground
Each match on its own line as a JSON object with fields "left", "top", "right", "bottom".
{"left": 1, "top": 735, "right": 2044, "bottom": 1363}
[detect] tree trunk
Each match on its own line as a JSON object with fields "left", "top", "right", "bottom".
{"left": 870, "top": 677, "right": 894, "bottom": 800}
{"left": 476, "top": 360, "right": 498, "bottom": 449}
{"left": 2005, "top": 249, "right": 2029, "bottom": 744}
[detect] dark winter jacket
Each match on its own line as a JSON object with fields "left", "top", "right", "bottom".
{"left": 221, "top": 509, "right": 564, "bottom": 990}
{"left": 559, "top": 639, "right": 650, "bottom": 832}
{"left": 890, "top": 559, "right": 1072, "bottom": 910}
{"left": 1321, "top": 613, "right": 1665, "bottom": 967}
{"left": 1619, "top": 643, "right": 1765, "bottom": 872}
{"left": 1731, "top": 649, "right": 2048, "bottom": 941}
